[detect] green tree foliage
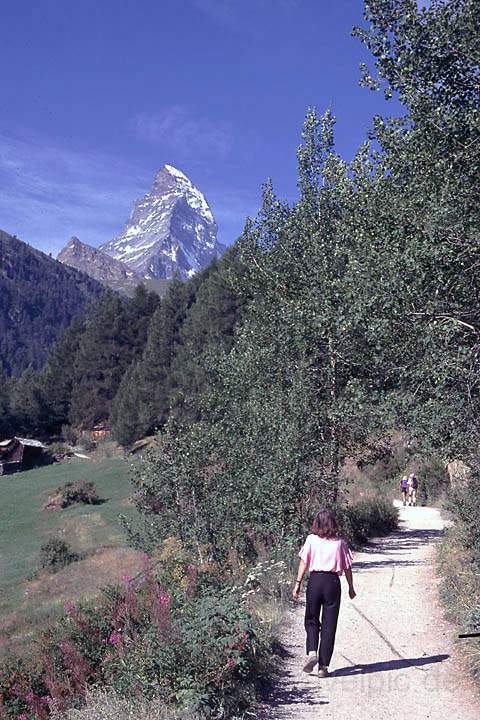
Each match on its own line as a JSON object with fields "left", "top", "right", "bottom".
{"left": 126, "top": 114, "right": 384, "bottom": 560}
{"left": 351, "top": 0, "right": 480, "bottom": 456}
{"left": 169, "top": 247, "right": 247, "bottom": 424}
{"left": 40, "top": 318, "right": 86, "bottom": 432}
{"left": 110, "top": 277, "right": 194, "bottom": 444}
{"left": 8, "top": 367, "right": 47, "bottom": 435}
{"left": 111, "top": 259, "right": 244, "bottom": 445}
{"left": 68, "top": 288, "right": 158, "bottom": 429}
{"left": 0, "top": 368, "right": 12, "bottom": 437}
{"left": 126, "top": 0, "right": 479, "bottom": 564}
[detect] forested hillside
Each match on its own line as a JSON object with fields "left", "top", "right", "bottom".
{"left": 2, "top": 247, "right": 244, "bottom": 440}
{"left": 0, "top": 230, "right": 105, "bottom": 376}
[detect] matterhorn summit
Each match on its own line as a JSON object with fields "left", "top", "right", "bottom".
{"left": 100, "top": 165, "right": 225, "bottom": 280}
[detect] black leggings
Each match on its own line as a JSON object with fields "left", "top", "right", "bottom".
{"left": 304, "top": 571, "right": 341, "bottom": 667}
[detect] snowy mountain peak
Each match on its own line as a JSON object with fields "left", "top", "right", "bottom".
{"left": 99, "top": 166, "right": 224, "bottom": 280}
{"left": 164, "top": 164, "right": 189, "bottom": 180}
{"left": 152, "top": 164, "right": 214, "bottom": 223}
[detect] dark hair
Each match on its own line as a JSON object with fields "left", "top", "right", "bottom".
{"left": 311, "top": 509, "right": 339, "bottom": 539}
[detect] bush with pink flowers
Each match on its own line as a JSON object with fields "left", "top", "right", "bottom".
{"left": 0, "top": 558, "right": 272, "bottom": 720}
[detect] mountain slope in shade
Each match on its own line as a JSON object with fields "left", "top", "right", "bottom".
{"left": 100, "top": 165, "right": 226, "bottom": 280}
{"left": 0, "top": 229, "right": 104, "bottom": 376}
{"left": 58, "top": 237, "right": 142, "bottom": 294}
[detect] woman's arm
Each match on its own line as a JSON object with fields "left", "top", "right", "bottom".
{"left": 345, "top": 567, "right": 356, "bottom": 599}
{"left": 292, "top": 558, "right": 307, "bottom": 600}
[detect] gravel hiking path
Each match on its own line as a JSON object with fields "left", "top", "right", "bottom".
{"left": 257, "top": 502, "right": 480, "bottom": 720}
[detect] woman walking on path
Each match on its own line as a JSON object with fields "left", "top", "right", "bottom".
{"left": 292, "top": 509, "right": 356, "bottom": 677}
{"left": 408, "top": 473, "right": 418, "bottom": 506}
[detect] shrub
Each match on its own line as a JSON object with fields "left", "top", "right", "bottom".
{"left": 60, "top": 481, "right": 100, "bottom": 507}
{"left": 417, "top": 457, "right": 449, "bottom": 506}
{"left": 340, "top": 497, "right": 399, "bottom": 548}
{"left": 0, "top": 560, "right": 273, "bottom": 720}
{"left": 102, "top": 587, "right": 269, "bottom": 717}
{"left": 45, "top": 481, "right": 100, "bottom": 510}
{"left": 446, "top": 472, "right": 480, "bottom": 561}
{"left": 39, "top": 538, "right": 79, "bottom": 572}
{"left": 49, "top": 442, "right": 72, "bottom": 457}
{"left": 81, "top": 438, "right": 96, "bottom": 453}
{"left": 438, "top": 528, "right": 480, "bottom": 683}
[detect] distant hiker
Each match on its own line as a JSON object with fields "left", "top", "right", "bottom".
{"left": 408, "top": 473, "right": 418, "bottom": 506}
{"left": 292, "top": 508, "right": 356, "bottom": 678}
{"left": 400, "top": 475, "right": 408, "bottom": 506}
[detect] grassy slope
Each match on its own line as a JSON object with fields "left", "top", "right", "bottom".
{"left": 0, "top": 456, "right": 140, "bottom": 654}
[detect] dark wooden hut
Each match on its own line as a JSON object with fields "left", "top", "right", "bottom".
{"left": 0, "top": 437, "right": 49, "bottom": 475}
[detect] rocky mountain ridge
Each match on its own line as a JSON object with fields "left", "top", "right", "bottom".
{"left": 57, "top": 237, "right": 142, "bottom": 294}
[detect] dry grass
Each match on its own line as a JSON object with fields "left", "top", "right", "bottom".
{"left": 50, "top": 689, "right": 191, "bottom": 720}
{"left": 0, "top": 546, "right": 143, "bottom": 656}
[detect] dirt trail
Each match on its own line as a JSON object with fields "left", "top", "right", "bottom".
{"left": 258, "top": 502, "right": 480, "bottom": 720}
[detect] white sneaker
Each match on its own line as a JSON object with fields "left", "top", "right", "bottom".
{"left": 302, "top": 651, "right": 318, "bottom": 674}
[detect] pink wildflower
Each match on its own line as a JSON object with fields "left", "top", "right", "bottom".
{"left": 121, "top": 574, "right": 132, "bottom": 583}
{"left": 109, "top": 631, "right": 122, "bottom": 646}
{"left": 64, "top": 600, "right": 76, "bottom": 612}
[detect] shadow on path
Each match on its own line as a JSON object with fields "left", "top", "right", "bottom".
{"left": 353, "top": 558, "right": 422, "bottom": 570}
{"left": 258, "top": 680, "right": 329, "bottom": 712}
{"left": 257, "top": 644, "right": 329, "bottom": 714}
{"left": 333, "top": 654, "right": 449, "bottom": 677}
{"left": 359, "top": 527, "right": 445, "bottom": 556}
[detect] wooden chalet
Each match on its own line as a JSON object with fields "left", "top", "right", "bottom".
{"left": 90, "top": 423, "right": 112, "bottom": 441}
{"left": 0, "top": 437, "right": 49, "bottom": 475}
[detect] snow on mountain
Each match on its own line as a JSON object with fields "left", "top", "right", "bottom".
{"left": 99, "top": 165, "right": 225, "bottom": 280}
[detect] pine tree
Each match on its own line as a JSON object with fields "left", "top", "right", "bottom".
{"left": 111, "top": 278, "right": 190, "bottom": 442}
{"left": 124, "top": 283, "right": 160, "bottom": 360}
{"left": 0, "top": 369, "right": 11, "bottom": 438}
{"left": 40, "top": 318, "right": 85, "bottom": 432}
{"left": 69, "top": 293, "right": 133, "bottom": 428}
{"left": 68, "top": 285, "right": 160, "bottom": 429}
{"left": 170, "top": 248, "right": 245, "bottom": 424}
{"left": 9, "top": 367, "right": 46, "bottom": 435}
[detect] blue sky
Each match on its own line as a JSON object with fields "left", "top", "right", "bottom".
{"left": 0, "top": 0, "right": 398, "bottom": 255}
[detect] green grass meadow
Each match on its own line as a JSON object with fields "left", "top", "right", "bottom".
{"left": 0, "top": 456, "right": 139, "bottom": 653}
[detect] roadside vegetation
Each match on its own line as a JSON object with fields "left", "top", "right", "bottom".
{"left": 438, "top": 469, "right": 480, "bottom": 682}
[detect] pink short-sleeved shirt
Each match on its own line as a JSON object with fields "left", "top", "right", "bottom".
{"left": 299, "top": 534, "right": 353, "bottom": 575}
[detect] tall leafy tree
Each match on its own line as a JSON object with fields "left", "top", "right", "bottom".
{"left": 351, "top": 0, "right": 480, "bottom": 456}
{"left": 126, "top": 0, "right": 479, "bottom": 562}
